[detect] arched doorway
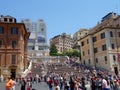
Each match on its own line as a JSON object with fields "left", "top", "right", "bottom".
{"left": 11, "top": 69, "right": 16, "bottom": 79}
{"left": 114, "top": 67, "right": 118, "bottom": 75}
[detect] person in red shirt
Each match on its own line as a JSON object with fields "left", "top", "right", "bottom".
{"left": 48, "top": 77, "right": 53, "bottom": 90}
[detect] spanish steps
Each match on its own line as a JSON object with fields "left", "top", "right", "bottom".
{"left": 31, "top": 60, "right": 85, "bottom": 77}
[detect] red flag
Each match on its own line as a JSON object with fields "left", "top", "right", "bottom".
{"left": 117, "top": 54, "right": 120, "bottom": 62}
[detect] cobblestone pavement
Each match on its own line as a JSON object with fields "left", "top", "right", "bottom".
{"left": 0, "top": 81, "right": 91, "bottom": 90}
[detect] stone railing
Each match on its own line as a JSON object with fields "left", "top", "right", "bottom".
{"left": 21, "top": 60, "right": 32, "bottom": 77}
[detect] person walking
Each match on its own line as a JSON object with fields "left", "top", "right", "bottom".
{"left": 6, "top": 76, "right": 13, "bottom": 90}
{"left": 27, "top": 78, "right": 32, "bottom": 90}
{"left": 48, "top": 77, "right": 53, "bottom": 90}
{"left": 69, "top": 77, "right": 75, "bottom": 90}
{"left": 21, "top": 78, "right": 26, "bottom": 90}
{"left": 12, "top": 78, "right": 16, "bottom": 90}
{"left": 55, "top": 82, "right": 60, "bottom": 90}
{"left": 102, "top": 77, "right": 110, "bottom": 90}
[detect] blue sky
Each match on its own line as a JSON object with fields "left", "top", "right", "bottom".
{"left": 0, "top": 0, "right": 120, "bottom": 44}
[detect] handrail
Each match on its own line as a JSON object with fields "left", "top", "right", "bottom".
{"left": 21, "top": 60, "right": 32, "bottom": 77}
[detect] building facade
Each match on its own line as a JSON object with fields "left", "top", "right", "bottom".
{"left": 73, "top": 28, "right": 89, "bottom": 41}
{"left": 73, "top": 28, "right": 89, "bottom": 49}
{"left": 0, "top": 15, "right": 30, "bottom": 78}
{"left": 50, "top": 33, "right": 73, "bottom": 53}
{"left": 78, "top": 12, "right": 120, "bottom": 74}
{"left": 21, "top": 19, "right": 49, "bottom": 57}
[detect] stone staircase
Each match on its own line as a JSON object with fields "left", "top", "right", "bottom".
{"left": 31, "top": 62, "right": 83, "bottom": 77}
{"left": 46, "top": 64, "right": 82, "bottom": 75}
{"left": 31, "top": 62, "right": 47, "bottom": 77}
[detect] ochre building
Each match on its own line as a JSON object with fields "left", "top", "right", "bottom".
{"left": 0, "top": 15, "right": 30, "bottom": 79}
{"left": 50, "top": 34, "right": 73, "bottom": 53}
{"left": 78, "top": 12, "right": 120, "bottom": 75}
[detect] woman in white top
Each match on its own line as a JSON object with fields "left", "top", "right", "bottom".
{"left": 55, "top": 82, "right": 60, "bottom": 90}
{"left": 12, "top": 78, "right": 16, "bottom": 90}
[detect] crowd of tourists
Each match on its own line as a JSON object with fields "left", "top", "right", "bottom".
{"left": 43, "top": 67, "right": 120, "bottom": 90}
{"left": 4, "top": 57, "right": 120, "bottom": 90}
{"left": 43, "top": 57, "right": 120, "bottom": 90}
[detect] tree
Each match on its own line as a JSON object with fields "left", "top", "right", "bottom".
{"left": 49, "top": 44, "right": 58, "bottom": 56}
{"left": 64, "top": 49, "right": 80, "bottom": 57}
{"left": 71, "top": 49, "right": 80, "bottom": 57}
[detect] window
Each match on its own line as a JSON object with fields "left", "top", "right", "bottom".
{"left": 12, "top": 41, "right": 17, "bottom": 48}
{"left": 11, "top": 27, "right": 18, "bottom": 34}
{"left": 28, "top": 46, "right": 35, "bottom": 50}
{"left": 0, "top": 27, "right": 4, "bottom": 34}
{"left": 38, "top": 35, "right": 45, "bottom": 43}
{"left": 83, "top": 51, "right": 84, "bottom": 56}
{"left": 11, "top": 55, "right": 16, "bottom": 64}
{"left": 101, "top": 32, "right": 105, "bottom": 39}
{"left": 87, "top": 39, "right": 89, "bottom": 44}
{"left": 81, "top": 41, "right": 84, "bottom": 46}
{"left": 105, "top": 56, "right": 107, "bottom": 64}
{"left": 113, "top": 55, "right": 116, "bottom": 62}
{"left": 0, "top": 40, "right": 2, "bottom": 48}
{"left": 41, "top": 28, "right": 44, "bottom": 31}
{"left": 110, "top": 31, "right": 113, "bottom": 37}
{"left": 102, "top": 44, "right": 107, "bottom": 51}
{"left": 83, "top": 60, "right": 85, "bottom": 65}
{"left": 4, "top": 18, "right": 7, "bottom": 22}
{"left": 88, "top": 49, "right": 90, "bottom": 54}
{"left": 88, "top": 59, "right": 91, "bottom": 64}
{"left": 28, "top": 39, "right": 35, "bottom": 43}
{"left": 96, "top": 58, "right": 98, "bottom": 63}
{"left": 118, "top": 32, "right": 120, "bottom": 37}
{"left": 27, "top": 28, "right": 29, "bottom": 31}
{"left": 94, "top": 47, "right": 98, "bottom": 53}
{"left": 111, "top": 43, "right": 115, "bottom": 49}
{"left": 0, "top": 55, "right": 1, "bottom": 66}
{"left": 9, "top": 19, "right": 13, "bottom": 22}
{"left": 39, "top": 46, "right": 44, "bottom": 50}
{"left": 93, "top": 36, "right": 97, "bottom": 42}
{"left": 60, "top": 47, "right": 62, "bottom": 52}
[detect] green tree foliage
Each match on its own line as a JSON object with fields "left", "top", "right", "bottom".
{"left": 49, "top": 44, "right": 58, "bottom": 56}
{"left": 64, "top": 49, "right": 80, "bottom": 57}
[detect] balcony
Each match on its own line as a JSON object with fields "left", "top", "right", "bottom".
{"left": 9, "top": 64, "right": 18, "bottom": 67}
